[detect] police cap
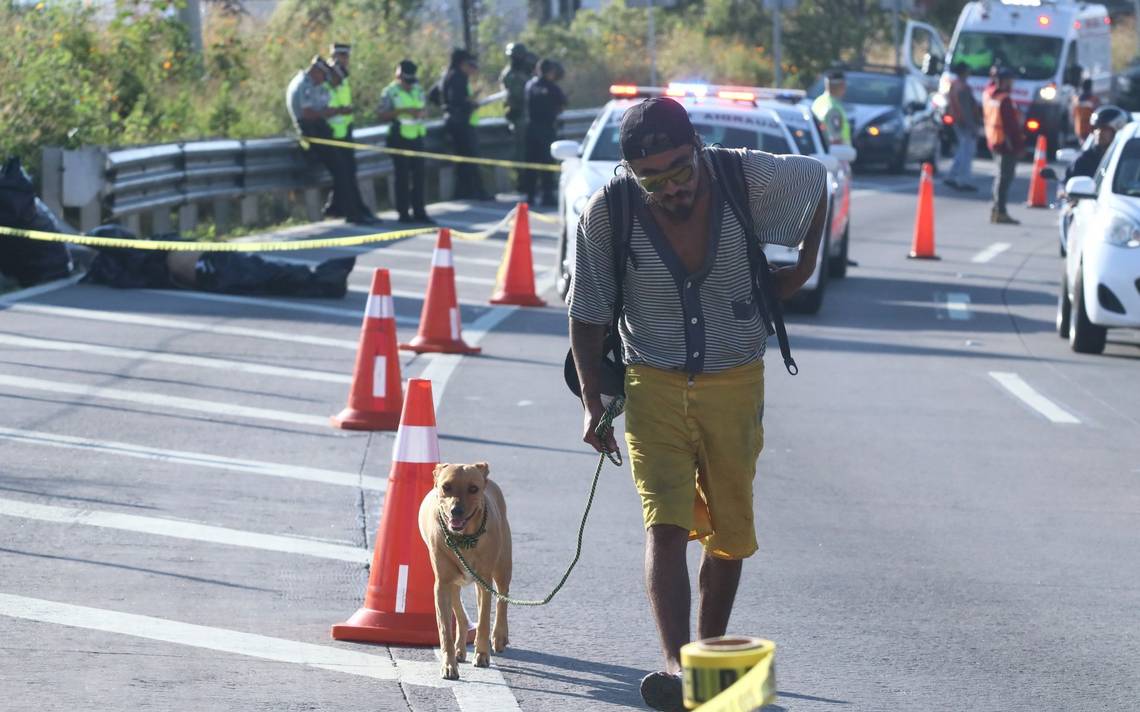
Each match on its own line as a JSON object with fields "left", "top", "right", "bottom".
{"left": 398, "top": 59, "right": 419, "bottom": 82}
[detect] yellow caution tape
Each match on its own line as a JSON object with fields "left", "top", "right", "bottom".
{"left": 684, "top": 637, "right": 777, "bottom": 711}
{"left": 0, "top": 204, "right": 534, "bottom": 250}
{"left": 302, "top": 136, "right": 563, "bottom": 173}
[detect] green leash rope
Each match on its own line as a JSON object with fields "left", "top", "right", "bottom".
{"left": 442, "top": 397, "right": 625, "bottom": 606}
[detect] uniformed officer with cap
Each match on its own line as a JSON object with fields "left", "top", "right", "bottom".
{"left": 812, "top": 69, "right": 851, "bottom": 145}
{"left": 501, "top": 42, "right": 534, "bottom": 192}
{"left": 522, "top": 58, "right": 567, "bottom": 207}
{"left": 286, "top": 56, "right": 377, "bottom": 225}
{"left": 378, "top": 60, "right": 433, "bottom": 223}
{"left": 328, "top": 43, "right": 356, "bottom": 167}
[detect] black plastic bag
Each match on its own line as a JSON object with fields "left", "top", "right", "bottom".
{"left": 0, "top": 156, "right": 74, "bottom": 287}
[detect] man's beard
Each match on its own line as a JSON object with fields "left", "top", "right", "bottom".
{"left": 647, "top": 188, "right": 696, "bottom": 220}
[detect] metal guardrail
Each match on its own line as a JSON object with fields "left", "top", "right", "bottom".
{"left": 53, "top": 109, "right": 599, "bottom": 230}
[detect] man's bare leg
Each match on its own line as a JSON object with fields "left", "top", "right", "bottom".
{"left": 645, "top": 524, "right": 691, "bottom": 674}
{"left": 696, "top": 550, "right": 742, "bottom": 640}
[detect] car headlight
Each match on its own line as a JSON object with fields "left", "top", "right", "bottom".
{"left": 1104, "top": 214, "right": 1140, "bottom": 247}
{"left": 1038, "top": 83, "right": 1058, "bottom": 102}
{"left": 867, "top": 117, "right": 903, "bottom": 136}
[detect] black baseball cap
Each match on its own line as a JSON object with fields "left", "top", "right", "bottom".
{"left": 619, "top": 97, "right": 697, "bottom": 161}
{"left": 398, "top": 60, "right": 418, "bottom": 81}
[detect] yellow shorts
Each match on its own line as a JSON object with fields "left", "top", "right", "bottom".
{"left": 624, "top": 361, "right": 765, "bottom": 560}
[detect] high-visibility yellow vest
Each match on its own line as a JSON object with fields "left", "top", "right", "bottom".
{"left": 811, "top": 93, "right": 851, "bottom": 144}
{"left": 384, "top": 81, "right": 427, "bottom": 140}
{"left": 468, "top": 84, "right": 480, "bottom": 127}
{"left": 328, "top": 78, "right": 352, "bottom": 140}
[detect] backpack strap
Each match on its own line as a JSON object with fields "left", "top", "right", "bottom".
{"left": 600, "top": 174, "right": 637, "bottom": 368}
{"left": 706, "top": 148, "right": 798, "bottom": 375}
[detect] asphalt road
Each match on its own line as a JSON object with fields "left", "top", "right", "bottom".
{"left": 1, "top": 159, "right": 1137, "bottom": 712}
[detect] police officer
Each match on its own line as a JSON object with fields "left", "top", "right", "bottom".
{"left": 812, "top": 69, "right": 851, "bottom": 145}
{"left": 501, "top": 42, "right": 533, "bottom": 192}
{"left": 443, "top": 47, "right": 490, "bottom": 201}
{"left": 1065, "top": 105, "right": 1126, "bottom": 183}
{"left": 286, "top": 56, "right": 376, "bottom": 225}
{"left": 522, "top": 58, "right": 566, "bottom": 207}
{"left": 378, "top": 60, "right": 433, "bottom": 224}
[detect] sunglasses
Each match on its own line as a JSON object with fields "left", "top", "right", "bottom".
{"left": 636, "top": 153, "right": 697, "bottom": 193}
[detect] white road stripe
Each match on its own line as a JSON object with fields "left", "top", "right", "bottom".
{"left": 0, "top": 427, "right": 384, "bottom": 491}
{"left": 0, "top": 595, "right": 522, "bottom": 710}
{"left": 0, "top": 374, "right": 329, "bottom": 427}
{"left": 0, "top": 333, "right": 351, "bottom": 384}
{"left": 0, "top": 273, "right": 84, "bottom": 303}
{"left": 945, "top": 292, "right": 971, "bottom": 321}
{"left": 0, "top": 498, "right": 369, "bottom": 563}
{"left": 971, "top": 242, "right": 1012, "bottom": 264}
{"left": 4, "top": 302, "right": 361, "bottom": 351}
{"left": 989, "top": 372, "right": 1081, "bottom": 424}
{"left": 135, "top": 288, "right": 418, "bottom": 326}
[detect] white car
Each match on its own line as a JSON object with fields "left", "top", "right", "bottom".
{"left": 1058, "top": 121, "right": 1140, "bottom": 354}
{"left": 551, "top": 83, "right": 856, "bottom": 314}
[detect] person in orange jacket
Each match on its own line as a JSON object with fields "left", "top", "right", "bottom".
{"left": 983, "top": 66, "right": 1025, "bottom": 225}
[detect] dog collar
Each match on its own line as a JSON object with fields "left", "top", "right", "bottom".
{"left": 438, "top": 507, "right": 488, "bottom": 551}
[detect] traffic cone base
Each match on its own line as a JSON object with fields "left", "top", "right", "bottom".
{"left": 491, "top": 203, "right": 547, "bottom": 307}
{"left": 332, "top": 610, "right": 475, "bottom": 646}
{"left": 329, "top": 407, "right": 401, "bottom": 430}
{"left": 400, "top": 337, "right": 482, "bottom": 355}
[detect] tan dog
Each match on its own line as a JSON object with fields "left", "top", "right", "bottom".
{"left": 418, "top": 462, "right": 512, "bottom": 680}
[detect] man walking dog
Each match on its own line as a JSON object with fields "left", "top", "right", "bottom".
{"left": 568, "top": 97, "right": 827, "bottom": 711}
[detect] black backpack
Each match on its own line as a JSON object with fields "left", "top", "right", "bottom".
{"left": 564, "top": 147, "right": 798, "bottom": 400}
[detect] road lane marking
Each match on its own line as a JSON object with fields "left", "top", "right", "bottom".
{"left": 945, "top": 292, "right": 971, "bottom": 321}
{"left": 0, "top": 595, "right": 522, "bottom": 711}
{"left": 0, "top": 498, "right": 370, "bottom": 563}
{"left": 0, "top": 333, "right": 351, "bottom": 384}
{"left": 0, "top": 374, "right": 329, "bottom": 427}
{"left": 3, "top": 302, "right": 361, "bottom": 351}
{"left": 971, "top": 242, "right": 1012, "bottom": 264}
{"left": 0, "top": 427, "right": 383, "bottom": 491}
{"left": 0, "top": 273, "right": 85, "bottom": 303}
{"left": 134, "top": 288, "right": 418, "bottom": 326}
{"left": 989, "top": 372, "right": 1081, "bottom": 424}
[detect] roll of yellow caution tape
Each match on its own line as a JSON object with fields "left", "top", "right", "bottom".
{"left": 682, "top": 636, "right": 776, "bottom": 711}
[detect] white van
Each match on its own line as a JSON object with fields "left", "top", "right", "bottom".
{"left": 928, "top": 0, "right": 1112, "bottom": 152}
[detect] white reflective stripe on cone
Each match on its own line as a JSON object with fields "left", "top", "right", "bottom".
{"left": 372, "top": 356, "right": 387, "bottom": 398}
{"left": 395, "top": 565, "right": 409, "bottom": 613}
{"left": 392, "top": 425, "right": 440, "bottom": 464}
{"left": 366, "top": 295, "right": 395, "bottom": 320}
{"left": 449, "top": 307, "right": 460, "bottom": 341}
{"left": 431, "top": 248, "right": 453, "bottom": 269}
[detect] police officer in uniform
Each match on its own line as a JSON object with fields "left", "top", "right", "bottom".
{"left": 443, "top": 47, "right": 490, "bottom": 201}
{"left": 501, "top": 42, "right": 533, "bottom": 192}
{"left": 522, "top": 58, "right": 566, "bottom": 207}
{"left": 286, "top": 56, "right": 376, "bottom": 225}
{"left": 378, "top": 60, "right": 433, "bottom": 224}
{"left": 812, "top": 69, "right": 851, "bottom": 145}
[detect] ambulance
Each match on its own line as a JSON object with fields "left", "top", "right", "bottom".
{"left": 931, "top": 0, "right": 1112, "bottom": 153}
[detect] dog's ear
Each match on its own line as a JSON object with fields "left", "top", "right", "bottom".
{"left": 473, "top": 462, "right": 490, "bottom": 481}
{"left": 433, "top": 463, "right": 448, "bottom": 483}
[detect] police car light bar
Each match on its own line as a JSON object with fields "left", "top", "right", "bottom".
{"left": 610, "top": 83, "right": 806, "bottom": 104}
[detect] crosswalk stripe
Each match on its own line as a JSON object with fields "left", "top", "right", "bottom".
{"left": 0, "top": 427, "right": 383, "bottom": 491}
{"left": 0, "top": 497, "right": 369, "bottom": 562}
{"left": 0, "top": 333, "right": 351, "bottom": 384}
{"left": 3, "top": 302, "right": 361, "bottom": 351}
{"left": 0, "top": 374, "right": 329, "bottom": 427}
{"left": 0, "top": 594, "right": 522, "bottom": 710}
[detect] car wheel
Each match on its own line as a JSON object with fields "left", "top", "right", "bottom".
{"left": 1069, "top": 267, "right": 1106, "bottom": 354}
{"left": 1056, "top": 271, "right": 1070, "bottom": 339}
{"left": 828, "top": 224, "right": 849, "bottom": 279}
{"left": 888, "top": 139, "right": 907, "bottom": 174}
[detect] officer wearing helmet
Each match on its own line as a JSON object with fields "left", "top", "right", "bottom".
{"left": 522, "top": 57, "right": 567, "bottom": 207}
{"left": 501, "top": 42, "right": 535, "bottom": 191}
{"left": 1065, "top": 105, "right": 1128, "bottom": 183}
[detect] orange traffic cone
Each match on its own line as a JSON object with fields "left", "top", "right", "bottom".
{"left": 332, "top": 378, "right": 471, "bottom": 645}
{"left": 331, "top": 269, "right": 403, "bottom": 430}
{"left": 490, "top": 202, "right": 547, "bottom": 307}
{"left": 908, "top": 162, "right": 940, "bottom": 260}
{"left": 1026, "top": 134, "right": 1049, "bottom": 208}
{"left": 400, "top": 229, "right": 481, "bottom": 355}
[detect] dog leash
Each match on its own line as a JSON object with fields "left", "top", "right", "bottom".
{"left": 441, "top": 397, "right": 625, "bottom": 606}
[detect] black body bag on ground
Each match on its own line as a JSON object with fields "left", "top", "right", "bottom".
{"left": 0, "top": 157, "right": 74, "bottom": 287}
{"left": 564, "top": 147, "right": 798, "bottom": 401}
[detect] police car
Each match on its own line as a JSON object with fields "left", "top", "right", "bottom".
{"left": 551, "top": 83, "right": 856, "bottom": 314}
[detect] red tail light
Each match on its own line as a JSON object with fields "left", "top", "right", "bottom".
{"left": 1027, "top": 119, "right": 1041, "bottom": 132}
{"left": 943, "top": 114, "right": 955, "bottom": 126}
